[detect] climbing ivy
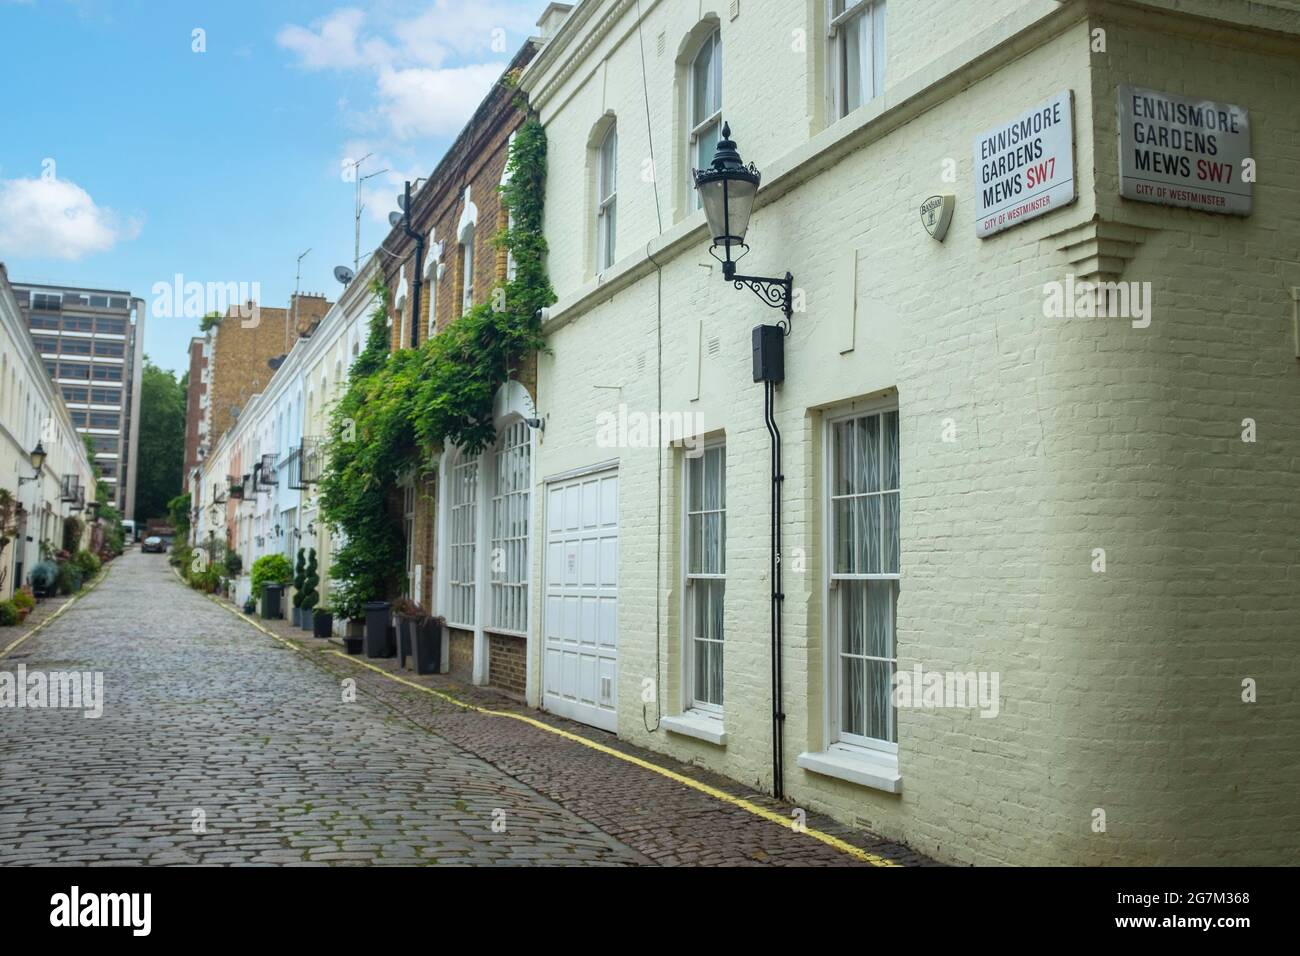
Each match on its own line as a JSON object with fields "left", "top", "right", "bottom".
{"left": 320, "top": 117, "right": 555, "bottom": 614}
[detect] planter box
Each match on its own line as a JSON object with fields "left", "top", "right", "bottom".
{"left": 344, "top": 619, "right": 364, "bottom": 655}
{"left": 396, "top": 617, "right": 414, "bottom": 669}
{"left": 411, "top": 620, "right": 442, "bottom": 675}
{"left": 292, "top": 607, "right": 302, "bottom": 627}
{"left": 313, "top": 610, "right": 333, "bottom": 639}
{"left": 300, "top": 609, "right": 314, "bottom": 633}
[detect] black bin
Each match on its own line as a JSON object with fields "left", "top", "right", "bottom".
{"left": 262, "top": 584, "right": 284, "bottom": 620}
{"left": 364, "top": 601, "right": 394, "bottom": 658}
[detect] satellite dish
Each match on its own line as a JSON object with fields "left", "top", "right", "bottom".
{"left": 389, "top": 211, "right": 403, "bottom": 227}
{"left": 333, "top": 265, "right": 355, "bottom": 286}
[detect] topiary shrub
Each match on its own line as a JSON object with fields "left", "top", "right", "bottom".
{"left": 301, "top": 549, "right": 320, "bottom": 615}
{"left": 224, "top": 551, "right": 243, "bottom": 578}
{"left": 0, "top": 600, "right": 19, "bottom": 627}
{"left": 29, "top": 561, "right": 58, "bottom": 597}
{"left": 292, "top": 548, "right": 306, "bottom": 609}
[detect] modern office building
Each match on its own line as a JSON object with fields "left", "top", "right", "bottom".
{"left": 11, "top": 282, "right": 145, "bottom": 520}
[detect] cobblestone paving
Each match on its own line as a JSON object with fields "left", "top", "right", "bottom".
{"left": 1, "top": 550, "right": 932, "bottom": 867}
{"left": 0, "top": 552, "right": 645, "bottom": 866}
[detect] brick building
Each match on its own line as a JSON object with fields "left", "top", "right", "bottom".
{"left": 182, "top": 336, "right": 208, "bottom": 481}
{"left": 518, "top": 0, "right": 1300, "bottom": 865}
{"left": 380, "top": 36, "right": 544, "bottom": 695}
{"left": 185, "top": 293, "right": 333, "bottom": 514}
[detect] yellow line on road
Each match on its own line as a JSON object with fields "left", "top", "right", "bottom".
{"left": 198, "top": 583, "right": 898, "bottom": 867}
{"left": 327, "top": 652, "right": 901, "bottom": 868}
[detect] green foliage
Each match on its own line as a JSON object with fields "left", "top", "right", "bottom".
{"left": 188, "top": 567, "right": 221, "bottom": 592}
{"left": 320, "top": 119, "right": 555, "bottom": 607}
{"left": 168, "top": 493, "right": 192, "bottom": 541}
{"left": 56, "top": 561, "right": 83, "bottom": 595}
{"left": 62, "top": 516, "right": 84, "bottom": 554}
{"left": 12, "top": 589, "right": 35, "bottom": 612}
{"left": 251, "top": 553, "right": 293, "bottom": 595}
{"left": 292, "top": 548, "right": 307, "bottom": 608}
{"left": 224, "top": 551, "right": 243, "bottom": 578}
{"left": 169, "top": 543, "right": 192, "bottom": 570}
{"left": 30, "top": 561, "right": 58, "bottom": 594}
{"left": 0, "top": 600, "right": 18, "bottom": 627}
{"left": 301, "top": 549, "right": 320, "bottom": 612}
{"left": 73, "top": 549, "right": 101, "bottom": 579}
{"left": 134, "top": 358, "right": 186, "bottom": 522}
{"left": 199, "top": 310, "right": 222, "bottom": 332}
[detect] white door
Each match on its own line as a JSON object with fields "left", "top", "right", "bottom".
{"left": 544, "top": 469, "right": 618, "bottom": 731}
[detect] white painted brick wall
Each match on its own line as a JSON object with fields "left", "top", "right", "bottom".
{"left": 524, "top": 0, "right": 1300, "bottom": 865}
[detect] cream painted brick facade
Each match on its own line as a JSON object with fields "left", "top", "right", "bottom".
{"left": 522, "top": 0, "right": 1300, "bottom": 865}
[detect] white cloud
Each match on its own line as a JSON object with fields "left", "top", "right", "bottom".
{"left": 376, "top": 62, "right": 504, "bottom": 139}
{"left": 0, "top": 177, "right": 139, "bottom": 260}
{"left": 276, "top": 8, "right": 393, "bottom": 71}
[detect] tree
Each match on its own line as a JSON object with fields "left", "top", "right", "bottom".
{"left": 133, "top": 357, "right": 186, "bottom": 522}
{"left": 167, "top": 493, "right": 191, "bottom": 541}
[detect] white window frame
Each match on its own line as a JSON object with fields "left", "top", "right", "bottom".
{"left": 488, "top": 420, "right": 530, "bottom": 636}
{"left": 687, "top": 27, "right": 722, "bottom": 210}
{"left": 827, "top": 0, "right": 886, "bottom": 121}
{"left": 402, "top": 478, "right": 417, "bottom": 598}
{"left": 682, "top": 441, "right": 726, "bottom": 714}
{"left": 596, "top": 123, "right": 618, "bottom": 272}
{"left": 448, "top": 450, "right": 479, "bottom": 627}
{"left": 460, "top": 227, "right": 476, "bottom": 315}
{"left": 823, "top": 399, "right": 899, "bottom": 756}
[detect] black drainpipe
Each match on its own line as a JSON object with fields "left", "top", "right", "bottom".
{"left": 754, "top": 323, "right": 787, "bottom": 799}
{"left": 403, "top": 180, "right": 424, "bottom": 348}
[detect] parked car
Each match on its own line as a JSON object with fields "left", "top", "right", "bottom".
{"left": 141, "top": 536, "right": 166, "bottom": 554}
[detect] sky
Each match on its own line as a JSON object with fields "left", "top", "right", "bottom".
{"left": 0, "top": 0, "right": 545, "bottom": 375}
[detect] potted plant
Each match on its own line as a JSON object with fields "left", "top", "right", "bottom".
{"left": 412, "top": 613, "right": 445, "bottom": 676}
{"left": 291, "top": 548, "right": 306, "bottom": 627}
{"left": 12, "top": 588, "right": 35, "bottom": 623}
{"left": 393, "top": 597, "right": 424, "bottom": 669}
{"left": 300, "top": 549, "right": 319, "bottom": 632}
{"left": 29, "top": 561, "right": 58, "bottom": 600}
{"left": 313, "top": 604, "right": 334, "bottom": 639}
{"left": 334, "top": 590, "right": 365, "bottom": 654}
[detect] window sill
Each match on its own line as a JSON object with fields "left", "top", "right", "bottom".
{"left": 796, "top": 746, "right": 901, "bottom": 794}
{"left": 661, "top": 711, "right": 727, "bottom": 746}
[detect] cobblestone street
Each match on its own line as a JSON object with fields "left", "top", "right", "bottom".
{"left": 0, "top": 551, "right": 926, "bottom": 867}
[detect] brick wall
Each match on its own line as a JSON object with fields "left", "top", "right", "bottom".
{"left": 182, "top": 337, "right": 207, "bottom": 479}
{"left": 208, "top": 294, "right": 331, "bottom": 447}
{"left": 447, "top": 628, "right": 474, "bottom": 682}
{"left": 488, "top": 633, "right": 527, "bottom": 697}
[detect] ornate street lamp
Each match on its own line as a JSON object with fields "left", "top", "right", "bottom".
{"left": 693, "top": 123, "right": 793, "bottom": 329}
{"left": 693, "top": 122, "right": 792, "bottom": 801}
{"left": 17, "top": 442, "right": 46, "bottom": 485}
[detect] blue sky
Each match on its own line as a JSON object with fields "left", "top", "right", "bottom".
{"left": 0, "top": 0, "right": 543, "bottom": 374}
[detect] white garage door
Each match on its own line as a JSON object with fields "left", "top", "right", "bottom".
{"left": 544, "top": 468, "right": 618, "bottom": 731}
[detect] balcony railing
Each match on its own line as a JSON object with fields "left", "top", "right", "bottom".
{"left": 300, "top": 436, "right": 326, "bottom": 486}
